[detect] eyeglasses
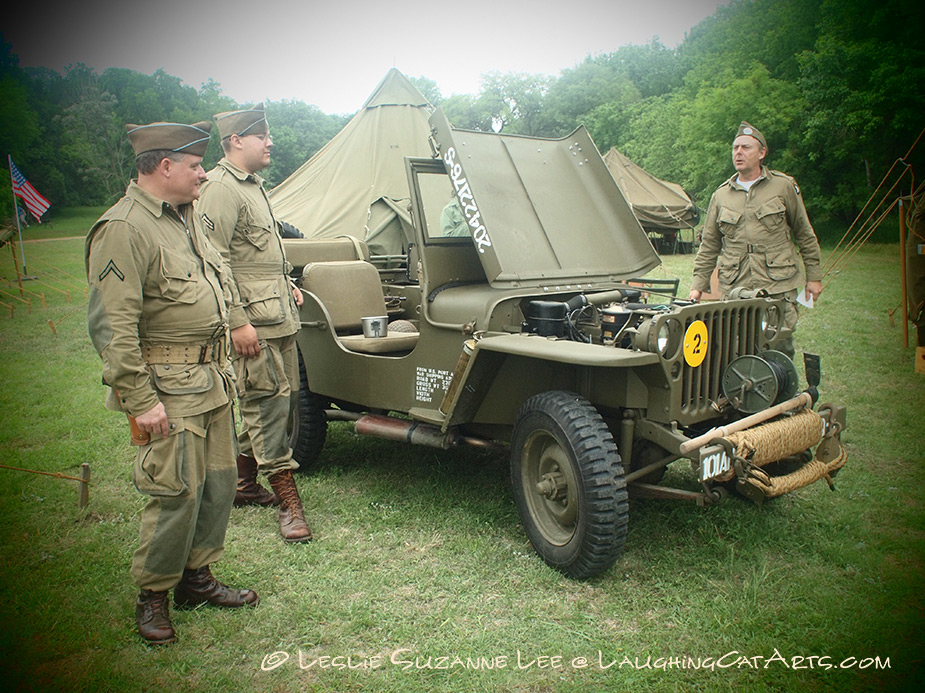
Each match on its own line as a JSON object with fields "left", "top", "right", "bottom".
{"left": 235, "top": 132, "right": 272, "bottom": 142}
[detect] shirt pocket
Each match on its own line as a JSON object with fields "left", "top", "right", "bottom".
{"left": 239, "top": 277, "right": 286, "bottom": 326}
{"left": 718, "top": 207, "right": 742, "bottom": 235}
{"left": 149, "top": 364, "right": 214, "bottom": 396}
{"left": 763, "top": 248, "right": 799, "bottom": 281}
{"left": 755, "top": 197, "right": 787, "bottom": 232}
{"left": 157, "top": 247, "right": 198, "bottom": 304}
{"left": 717, "top": 255, "right": 742, "bottom": 286}
{"left": 242, "top": 206, "right": 274, "bottom": 250}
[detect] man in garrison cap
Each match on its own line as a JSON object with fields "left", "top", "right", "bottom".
{"left": 689, "top": 121, "right": 823, "bottom": 358}
{"left": 197, "top": 104, "right": 313, "bottom": 543}
{"left": 86, "top": 121, "right": 259, "bottom": 645}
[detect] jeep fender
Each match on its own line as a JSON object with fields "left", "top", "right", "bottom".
{"left": 441, "top": 332, "right": 660, "bottom": 433}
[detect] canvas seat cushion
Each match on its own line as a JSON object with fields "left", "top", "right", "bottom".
{"left": 339, "top": 330, "right": 419, "bottom": 354}
{"left": 301, "top": 260, "right": 418, "bottom": 353}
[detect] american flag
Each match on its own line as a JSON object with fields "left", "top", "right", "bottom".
{"left": 10, "top": 158, "right": 51, "bottom": 220}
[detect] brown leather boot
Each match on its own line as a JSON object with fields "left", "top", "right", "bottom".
{"left": 136, "top": 589, "right": 177, "bottom": 645}
{"left": 268, "top": 470, "right": 313, "bottom": 542}
{"left": 234, "top": 454, "right": 279, "bottom": 507}
{"left": 174, "top": 565, "right": 259, "bottom": 609}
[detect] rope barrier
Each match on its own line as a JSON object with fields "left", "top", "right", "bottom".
{"left": 0, "top": 462, "right": 92, "bottom": 509}
{"left": 824, "top": 199, "right": 899, "bottom": 291}
{"left": 0, "top": 462, "right": 88, "bottom": 484}
{"left": 822, "top": 127, "right": 924, "bottom": 281}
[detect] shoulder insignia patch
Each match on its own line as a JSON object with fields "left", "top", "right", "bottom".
{"left": 201, "top": 213, "right": 214, "bottom": 233}
{"left": 98, "top": 259, "right": 125, "bottom": 282}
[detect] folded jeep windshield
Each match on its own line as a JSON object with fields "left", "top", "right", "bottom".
{"left": 430, "top": 109, "right": 661, "bottom": 289}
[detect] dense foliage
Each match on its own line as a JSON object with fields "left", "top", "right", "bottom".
{"left": 1, "top": 0, "right": 923, "bottom": 236}
{"left": 0, "top": 51, "right": 349, "bottom": 219}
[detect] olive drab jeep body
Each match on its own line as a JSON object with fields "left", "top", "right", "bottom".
{"left": 283, "top": 109, "right": 847, "bottom": 579}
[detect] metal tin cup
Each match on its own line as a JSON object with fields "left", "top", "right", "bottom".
{"left": 361, "top": 316, "right": 388, "bottom": 338}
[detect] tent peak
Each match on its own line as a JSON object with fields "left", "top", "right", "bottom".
{"left": 362, "top": 68, "right": 432, "bottom": 110}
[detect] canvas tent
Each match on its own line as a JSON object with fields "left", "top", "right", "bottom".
{"left": 603, "top": 147, "right": 699, "bottom": 253}
{"left": 268, "top": 69, "right": 434, "bottom": 259}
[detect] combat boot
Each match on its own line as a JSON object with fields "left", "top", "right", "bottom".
{"left": 174, "top": 565, "right": 260, "bottom": 609}
{"left": 268, "top": 470, "right": 313, "bottom": 542}
{"left": 136, "top": 589, "right": 176, "bottom": 645}
{"left": 234, "top": 454, "right": 279, "bottom": 507}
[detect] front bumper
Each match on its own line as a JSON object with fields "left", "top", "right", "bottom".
{"left": 630, "top": 394, "right": 848, "bottom": 505}
{"left": 699, "top": 403, "right": 848, "bottom": 504}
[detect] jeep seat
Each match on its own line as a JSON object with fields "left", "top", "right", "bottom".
{"left": 284, "top": 237, "right": 370, "bottom": 275}
{"left": 301, "top": 260, "right": 419, "bottom": 354}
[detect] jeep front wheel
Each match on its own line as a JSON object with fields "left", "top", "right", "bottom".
{"left": 510, "top": 391, "right": 628, "bottom": 579}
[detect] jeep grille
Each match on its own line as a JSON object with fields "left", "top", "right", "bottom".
{"left": 679, "top": 303, "right": 763, "bottom": 418}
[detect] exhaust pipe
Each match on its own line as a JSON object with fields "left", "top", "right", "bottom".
{"left": 352, "top": 413, "right": 504, "bottom": 451}
{"left": 354, "top": 414, "right": 458, "bottom": 449}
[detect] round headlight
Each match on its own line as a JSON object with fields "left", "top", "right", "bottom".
{"left": 762, "top": 305, "right": 780, "bottom": 340}
{"left": 654, "top": 318, "right": 682, "bottom": 359}
{"left": 657, "top": 322, "right": 671, "bottom": 354}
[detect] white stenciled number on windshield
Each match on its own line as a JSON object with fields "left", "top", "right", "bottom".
{"left": 444, "top": 147, "right": 492, "bottom": 254}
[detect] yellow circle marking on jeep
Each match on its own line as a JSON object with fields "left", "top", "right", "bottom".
{"left": 683, "top": 320, "right": 708, "bottom": 367}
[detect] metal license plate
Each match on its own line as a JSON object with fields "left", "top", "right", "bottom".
{"left": 699, "top": 444, "right": 732, "bottom": 481}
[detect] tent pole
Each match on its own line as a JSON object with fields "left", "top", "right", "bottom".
{"left": 8, "top": 155, "right": 29, "bottom": 277}
{"left": 9, "top": 237, "right": 24, "bottom": 298}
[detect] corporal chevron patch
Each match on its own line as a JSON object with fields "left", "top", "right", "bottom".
{"left": 99, "top": 259, "right": 125, "bottom": 282}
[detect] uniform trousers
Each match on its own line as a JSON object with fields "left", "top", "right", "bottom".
{"left": 234, "top": 333, "right": 300, "bottom": 475}
{"left": 131, "top": 401, "right": 236, "bottom": 591}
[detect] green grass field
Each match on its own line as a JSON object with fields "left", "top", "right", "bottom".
{"left": 0, "top": 209, "right": 922, "bottom": 691}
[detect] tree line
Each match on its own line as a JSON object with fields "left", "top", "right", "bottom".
{"left": 2, "top": 0, "right": 923, "bottom": 242}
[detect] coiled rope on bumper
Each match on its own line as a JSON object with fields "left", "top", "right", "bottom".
{"left": 722, "top": 408, "right": 848, "bottom": 498}
{"left": 742, "top": 441, "right": 849, "bottom": 498}
{"left": 725, "top": 409, "right": 823, "bottom": 467}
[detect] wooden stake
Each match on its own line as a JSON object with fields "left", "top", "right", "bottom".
{"left": 9, "top": 242, "right": 24, "bottom": 297}
{"left": 79, "top": 463, "right": 90, "bottom": 509}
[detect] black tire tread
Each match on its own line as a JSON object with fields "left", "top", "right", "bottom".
{"left": 290, "top": 346, "right": 328, "bottom": 470}
{"left": 511, "top": 390, "right": 628, "bottom": 579}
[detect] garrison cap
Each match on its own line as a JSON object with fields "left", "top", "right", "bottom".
{"left": 736, "top": 121, "right": 767, "bottom": 150}
{"left": 126, "top": 121, "right": 212, "bottom": 157}
{"left": 214, "top": 103, "right": 269, "bottom": 140}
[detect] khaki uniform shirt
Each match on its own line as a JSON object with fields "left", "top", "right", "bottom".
{"left": 86, "top": 181, "right": 233, "bottom": 418}
{"left": 197, "top": 158, "right": 300, "bottom": 339}
{"left": 692, "top": 166, "right": 823, "bottom": 295}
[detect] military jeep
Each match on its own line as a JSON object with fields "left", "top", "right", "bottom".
{"left": 282, "top": 109, "right": 847, "bottom": 579}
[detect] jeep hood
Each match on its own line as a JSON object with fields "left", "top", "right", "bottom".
{"left": 429, "top": 109, "right": 660, "bottom": 289}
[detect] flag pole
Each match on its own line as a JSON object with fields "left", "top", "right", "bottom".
{"left": 8, "top": 154, "right": 30, "bottom": 277}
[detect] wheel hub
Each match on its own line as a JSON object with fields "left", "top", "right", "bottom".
{"left": 536, "top": 467, "right": 568, "bottom": 502}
